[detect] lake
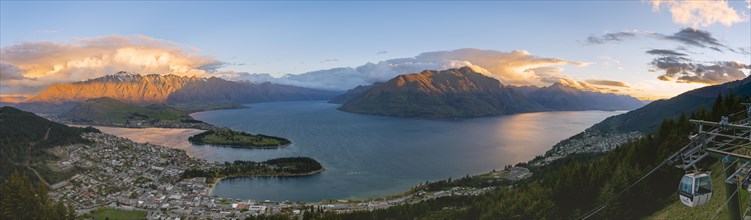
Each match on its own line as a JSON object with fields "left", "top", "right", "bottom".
{"left": 94, "top": 101, "right": 625, "bottom": 202}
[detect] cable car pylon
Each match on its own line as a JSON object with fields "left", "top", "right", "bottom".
{"left": 579, "top": 104, "right": 751, "bottom": 220}
{"left": 672, "top": 104, "right": 751, "bottom": 220}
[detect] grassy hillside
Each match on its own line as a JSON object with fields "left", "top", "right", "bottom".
{"left": 649, "top": 162, "right": 751, "bottom": 219}
{"left": 60, "top": 97, "right": 195, "bottom": 125}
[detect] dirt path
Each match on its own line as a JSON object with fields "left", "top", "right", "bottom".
{"left": 24, "top": 127, "right": 52, "bottom": 186}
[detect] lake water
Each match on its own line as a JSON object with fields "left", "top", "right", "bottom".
{"left": 194, "top": 101, "right": 626, "bottom": 201}
{"left": 93, "top": 101, "right": 624, "bottom": 202}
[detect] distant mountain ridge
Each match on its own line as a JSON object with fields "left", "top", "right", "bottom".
{"left": 333, "top": 67, "right": 644, "bottom": 118}
{"left": 17, "top": 71, "right": 340, "bottom": 114}
{"left": 166, "top": 77, "right": 339, "bottom": 104}
{"left": 338, "top": 67, "right": 545, "bottom": 117}
{"left": 26, "top": 71, "right": 201, "bottom": 104}
{"left": 526, "top": 82, "right": 644, "bottom": 111}
{"left": 328, "top": 83, "right": 382, "bottom": 104}
{"left": 592, "top": 76, "right": 751, "bottom": 133}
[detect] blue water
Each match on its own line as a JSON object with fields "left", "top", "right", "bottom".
{"left": 188, "top": 101, "right": 624, "bottom": 201}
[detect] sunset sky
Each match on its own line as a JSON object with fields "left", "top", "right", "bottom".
{"left": 1, "top": 1, "right": 750, "bottom": 101}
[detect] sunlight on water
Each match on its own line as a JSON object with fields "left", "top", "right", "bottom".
{"left": 94, "top": 101, "right": 625, "bottom": 201}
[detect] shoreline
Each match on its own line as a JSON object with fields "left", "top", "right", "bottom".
{"left": 70, "top": 103, "right": 605, "bottom": 204}
{"left": 207, "top": 168, "right": 325, "bottom": 196}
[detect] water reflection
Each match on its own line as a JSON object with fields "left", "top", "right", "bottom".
{"left": 92, "top": 101, "right": 625, "bottom": 201}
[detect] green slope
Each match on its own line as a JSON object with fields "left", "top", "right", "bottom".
{"left": 649, "top": 162, "right": 751, "bottom": 220}
{"left": 60, "top": 97, "right": 193, "bottom": 124}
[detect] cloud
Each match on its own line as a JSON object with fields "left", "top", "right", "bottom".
{"left": 321, "top": 59, "right": 339, "bottom": 63}
{"left": 657, "top": 28, "right": 725, "bottom": 49}
{"left": 645, "top": 49, "right": 688, "bottom": 56}
{"left": 0, "top": 35, "right": 223, "bottom": 95}
{"left": 585, "top": 80, "right": 631, "bottom": 88}
{"left": 229, "top": 48, "right": 588, "bottom": 91}
{"left": 0, "top": 95, "right": 27, "bottom": 103}
{"left": 586, "top": 31, "right": 638, "bottom": 44}
{"left": 650, "top": 0, "right": 748, "bottom": 28}
{"left": 650, "top": 56, "right": 750, "bottom": 84}
{"left": 588, "top": 28, "right": 743, "bottom": 55}
{"left": 376, "top": 51, "right": 389, "bottom": 55}
{"left": 0, "top": 62, "right": 26, "bottom": 80}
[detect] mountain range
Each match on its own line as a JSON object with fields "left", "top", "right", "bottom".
{"left": 524, "top": 83, "right": 644, "bottom": 111}
{"left": 334, "top": 67, "right": 644, "bottom": 118}
{"left": 15, "top": 72, "right": 339, "bottom": 114}
{"left": 337, "top": 67, "right": 546, "bottom": 117}
{"left": 26, "top": 72, "right": 201, "bottom": 104}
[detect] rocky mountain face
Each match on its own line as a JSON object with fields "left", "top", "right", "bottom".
{"left": 338, "top": 67, "right": 545, "bottom": 117}
{"left": 526, "top": 83, "right": 644, "bottom": 111}
{"left": 165, "top": 77, "right": 339, "bottom": 104}
{"left": 26, "top": 72, "right": 201, "bottom": 104}
{"left": 17, "top": 72, "right": 340, "bottom": 114}
{"left": 335, "top": 67, "right": 646, "bottom": 118}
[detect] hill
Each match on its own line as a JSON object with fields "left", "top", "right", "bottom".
{"left": 0, "top": 106, "right": 99, "bottom": 183}
{"left": 338, "top": 67, "right": 545, "bottom": 117}
{"left": 58, "top": 97, "right": 216, "bottom": 129}
{"left": 591, "top": 76, "right": 751, "bottom": 133}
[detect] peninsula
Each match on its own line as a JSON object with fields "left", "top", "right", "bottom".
{"left": 188, "top": 129, "right": 291, "bottom": 148}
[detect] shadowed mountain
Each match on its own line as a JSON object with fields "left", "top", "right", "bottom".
{"left": 328, "top": 83, "right": 382, "bottom": 104}
{"left": 526, "top": 83, "right": 644, "bottom": 111}
{"left": 592, "top": 76, "right": 751, "bottom": 133}
{"left": 166, "top": 77, "right": 339, "bottom": 104}
{"left": 338, "top": 67, "right": 545, "bottom": 118}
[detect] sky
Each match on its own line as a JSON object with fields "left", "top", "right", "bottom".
{"left": 1, "top": 1, "right": 750, "bottom": 101}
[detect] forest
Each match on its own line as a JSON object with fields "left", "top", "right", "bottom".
{"left": 0, "top": 172, "right": 77, "bottom": 220}
{"left": 0, "top": 106, "right": 99, "bottom": 183}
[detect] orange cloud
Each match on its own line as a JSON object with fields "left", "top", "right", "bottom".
{"left": 650, "top": 0, "right": 748, "bottom": 28}
{"left": 0, "top": 35, "right": 222, "bottom": 95}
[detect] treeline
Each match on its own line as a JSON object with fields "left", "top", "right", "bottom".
{"left": 309, "top": 93, "right": 746, "bottom": 219}
{"left": 182, "top": 157, "right": 323, "bottom": 182}
{"left": 0, "top": 172, "right": 76, "bottom": 220}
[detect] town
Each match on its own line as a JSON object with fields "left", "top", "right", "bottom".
{"left": 44, "top": 132, "right": 507, "bottom": 219}
{"left": 532, "top": 130, "right": 643, "bottom": 166}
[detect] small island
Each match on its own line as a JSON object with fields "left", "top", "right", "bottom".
{"left": 188, "top": 129, "right": 291, "bottom": 148}
{"left": 181, "top": 157, "right": 324, "bottom": 183}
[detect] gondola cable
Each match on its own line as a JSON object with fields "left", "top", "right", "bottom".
{"left": 578, "top": 109, "right": 750, "bottom": 219}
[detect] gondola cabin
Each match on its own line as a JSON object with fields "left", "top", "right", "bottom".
{"left": 678, "top": 173, "right": 713, "bottom": 207}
